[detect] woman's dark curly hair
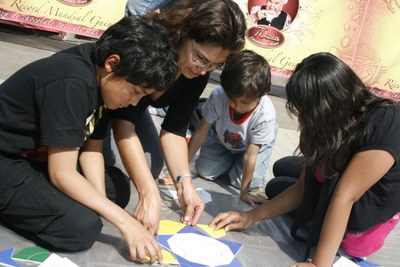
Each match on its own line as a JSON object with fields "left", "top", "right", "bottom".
{"left": 286, "top": 52, "right": 399, "bottom": 178}
{"left": 150, "top": 0, "right": 246, "bottom": 52}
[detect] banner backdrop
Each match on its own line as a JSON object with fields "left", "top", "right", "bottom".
{"left": 0, "top": 0, "right": 127, "bottom": 38}
{"left": 236, "top": 0, "right": 400, "bottom": 100}
{"left": 0, "top": 0, "right": 398, "bottom": 99}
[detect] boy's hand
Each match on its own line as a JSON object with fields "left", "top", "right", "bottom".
{"left": 133, "top": 191, "right": 161, "bottom": 235}
{"left": 120, "top": 216, "right": 162, "bottom": 264}
{"left": 240, "top": 191, "right": 267, "bottom": 206}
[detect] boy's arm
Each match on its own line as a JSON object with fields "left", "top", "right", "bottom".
{"left": 187, "top": 118, "right": 212, "bottom": 162}
{"left": 112, "top": 119, "right": 161, "bottom": 235}
{"left": 47, "top": 146, "right": 162, "bottom": 263}
{"left": 79, "top": 138, "right": 106, "bottom": 195}
{"left": 240, "top": 143, "right": 267, "bottom": 206}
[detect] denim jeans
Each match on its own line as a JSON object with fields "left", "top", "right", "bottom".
{"left": 195, "top": 124, "right": 278, "bottom": 190}
{"left": 125, "top": 0, "right": 175, "bottom": 16}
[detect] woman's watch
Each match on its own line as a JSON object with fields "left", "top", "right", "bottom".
{"left": 174, "top": 173, "right": 192, "bottom": 184}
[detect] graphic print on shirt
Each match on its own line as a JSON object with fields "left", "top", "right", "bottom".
{"left": 85, "top": 105, "right": 105, "bottom": 140}
{"left": 223, "top": 130, "right": 245, "bottom": 149}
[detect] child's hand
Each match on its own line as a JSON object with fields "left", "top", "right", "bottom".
{"left": 120, "top": 216, "right": 162, "bottom": 264}
{"left": 133, "top": 191, "right": 161, "bottom": 235}
{"left": 240, "top": 192, "right": 267, "bottom": 206}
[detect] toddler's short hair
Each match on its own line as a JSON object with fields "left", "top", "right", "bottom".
{"left": 220, "top": 50, "right": 271, "bottom": 100}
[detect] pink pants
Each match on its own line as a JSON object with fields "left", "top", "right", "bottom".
{"left": 341, "top": 212, "right": 400, "bottom": 257}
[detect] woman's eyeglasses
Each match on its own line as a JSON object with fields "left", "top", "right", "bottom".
{"left": 191, "top": 40, "right": 225, "bottom": 71}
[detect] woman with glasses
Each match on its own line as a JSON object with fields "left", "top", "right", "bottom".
{"left": 104, "top": 0, "right": 246, "bottom": 234}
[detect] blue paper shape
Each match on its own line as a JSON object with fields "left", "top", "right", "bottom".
{"left": 352, "top": 257, "right": 383, "bottom": 267}
{"left": 0, "top": 248, "right": 19, "bottom": 267}
{"left": 156, "top": 225, "right": 243, "bottom": 267}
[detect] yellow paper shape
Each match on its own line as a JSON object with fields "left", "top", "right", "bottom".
{"left": 161, "top": 249, "right": 179, "bottom": 265}
{"left": 158, "top": 220, "right": 186, "bottom": 235}
{"left": 145, "top": 249, "right": 179, "bottom": 265}
{"left": 197, "top": 224, "right": 226, "bottom": 238}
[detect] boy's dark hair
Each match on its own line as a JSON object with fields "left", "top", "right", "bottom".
{"left": 92, "top": 16, "right": 178, "bottom": 91}
{"left": 151, "top": 0, "right": 246, "bottom": 53}
{"left": 220, "top": 50, "right": 271, "bottom": 100}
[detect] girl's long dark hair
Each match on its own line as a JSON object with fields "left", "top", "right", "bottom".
{"left": 149, "top": 0, "right": 246, "bottom": 52}
{"left": 286, "top": 52, "right": 398, "bottom": 178}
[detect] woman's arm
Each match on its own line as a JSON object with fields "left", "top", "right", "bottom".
{"left": 187, "top": 118, "right": 212, "bottom": 162}
{"left": 79, "top": 138, "right": 106, "bottom": 195}
{"left": 160, "top": 129, "right": 205, "bottom": 225}
{"left": 305, "top": 149, "right": 395, "bottom": 267}
{"left": 112, "top": 119, "right": 161, "bottom": 235}
{"left": 47, "top": 146, "right": 162, "bottom": 263}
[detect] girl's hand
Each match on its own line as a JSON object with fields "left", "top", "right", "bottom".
{"left": 209, "top": 210, "right": 255, "bottom": 231}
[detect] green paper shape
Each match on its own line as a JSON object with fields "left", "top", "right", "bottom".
{"left": 12, "top": 246, "right": 50, "bottom": 263}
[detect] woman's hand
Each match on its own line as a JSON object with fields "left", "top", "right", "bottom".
{"left": 176, "top": 181, "right": 205, "bottom": 225}
{"left": 209, "top": 210, "right": 256, "bottom": 231}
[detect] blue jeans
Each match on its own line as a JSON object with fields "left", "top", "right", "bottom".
{"left": 125, "top": 0, "right": 174, "bottom": 16}
{"left": 195, "top": 124, "right": 278, "bottom": 190}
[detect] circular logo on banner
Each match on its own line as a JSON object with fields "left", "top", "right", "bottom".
{"left": 247, "top": 26, "right": 285, "bottom": 48}
{"left": 247, "top": 0, "right": 299, "bottom": 48}
{"left": 57, "top": 0, "right": 92, "bottom": 6}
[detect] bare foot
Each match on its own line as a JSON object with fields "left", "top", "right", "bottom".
{"left": 158, "top": 174, "right": 174, "bottom": 185}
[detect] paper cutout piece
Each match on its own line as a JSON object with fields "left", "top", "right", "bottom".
{"left": 161, "top": 249, "right": 179, "bottom": 265}
{"left": 12, "top": 246, "right": 50, "bottom": 263}
{"left": 160, "top": 188, "right": 212, "bottom": 203}
{"left": 158, "top": 220, "right": 186, "bottom": 235}
{"left": 38, "top": 253, "right": 79, "bottom": 267}
{"left": 197, "top": 224, "right": 226, "bottom": 238}
{"left": 352, "top": 257, "right": 383, "bottom": 267}
{"left": 196, "top": 188, "right": 212, "bottom": 203}
{"left": 333, "top": 256, "right": 359, "bottom": 267}
{"left": 0, "top": 248, "right": 19, "bottom": 267}
{"left": 145, "top": 249, "right": 179, "bottom": 265}
{"left": 157, "top": 225, "right": 243, "bottom": 267}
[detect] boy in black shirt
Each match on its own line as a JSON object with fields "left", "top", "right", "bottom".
{"left": 0, "top": 16, "right": 177, "bottom": 263}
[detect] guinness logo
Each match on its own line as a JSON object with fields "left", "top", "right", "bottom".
{"left": 247, "top": 26, "right": 285, "bottom": 48}
{"left": 57, "top": 0, "right": 92, "bottom": 6}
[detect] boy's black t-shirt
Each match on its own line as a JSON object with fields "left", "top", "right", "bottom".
{"left": 108, "top": 73, "right": 210, "bottom": 137}
{"left": 0, "top": 43, "right": 100, "bottom": 158}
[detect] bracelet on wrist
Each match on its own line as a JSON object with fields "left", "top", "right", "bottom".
{"left": 174, "top": 173, "right": 192, "bottom": 184}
